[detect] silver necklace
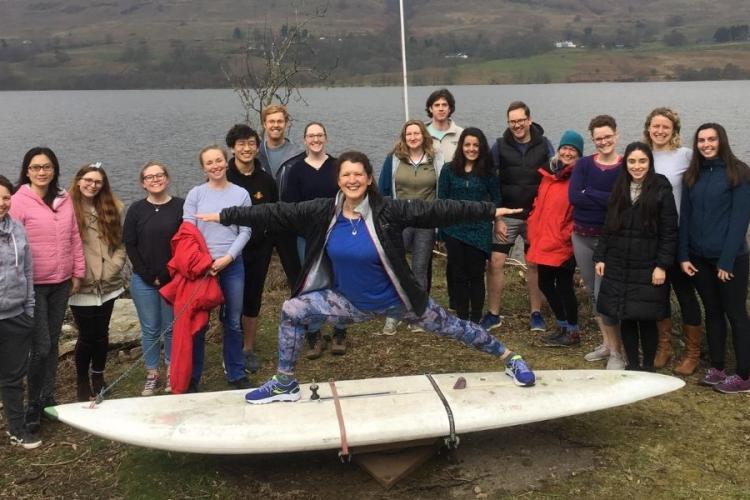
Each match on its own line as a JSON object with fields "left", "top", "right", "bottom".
{"left": 148, "top": 196, "right": 171, "bottom": 212}
{"left": 347, "top": 216, "right": 361, "bottom": 236}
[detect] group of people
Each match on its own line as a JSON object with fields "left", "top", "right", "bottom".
{"left": 426, "top": 97, "right": 749, "bottom": 395}
{"left": 1, "top": 90, "right": 748, "bottom": 447}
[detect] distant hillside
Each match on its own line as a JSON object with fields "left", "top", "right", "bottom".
{"left": 0, "top": 0, "right": 748, "bottom": 89}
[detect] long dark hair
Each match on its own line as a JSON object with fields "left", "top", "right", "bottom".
{"left": 17, "top": 146, "right": 62, "bottom": 209}
{"left": 684, "top": 122, "right": 750, "bottom": 188}
{"left": 451, "top": 127, "right": 492, "bottom": 178}
{"left": 604, "top": 142, "right": 661, "bottom": 234}
{"left": 336, "top": 151, "right": 381, "bottom": 203}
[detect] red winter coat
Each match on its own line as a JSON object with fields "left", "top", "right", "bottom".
{"left": 160, "top": 222, "right": 223, "bottom": 394}
{"left": 526, "top": 163, "right": 575, "bottom": 267}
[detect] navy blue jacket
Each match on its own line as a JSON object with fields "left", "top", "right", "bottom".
{"left": 678, "top": 158, "right": 750, "bottom": 272}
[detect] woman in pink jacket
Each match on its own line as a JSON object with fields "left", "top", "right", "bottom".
{"left": 11, "top": 147, "right": 85, "bottom": 434}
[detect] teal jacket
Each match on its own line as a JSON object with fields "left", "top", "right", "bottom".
{"left": 437, "top": 164, "right": 502, "bottom": 254}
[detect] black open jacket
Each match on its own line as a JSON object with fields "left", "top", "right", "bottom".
{"left": 221, "top": 193, "right": 496, "bottom": 315}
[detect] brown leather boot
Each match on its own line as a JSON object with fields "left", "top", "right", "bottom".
{"left": 654, "top": 318, "right": 674, "bottom": 369}
{"left": 673, "top": 324, "right": 702, "bottom": 376}
{"left": 305, "top": 331, "right": 327, "bottom": 360}
{"left": 331, "top": 328, "right": 347, "bottom": 356}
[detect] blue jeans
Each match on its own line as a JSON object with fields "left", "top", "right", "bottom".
{"left": 402, "top": 227, "right": 435, "bottom": 290}
{"left": 130, "top": 273, "right": 173, "bottom": 370}
{"left": 276, "top": 289, "right": 507, "bottom": 374}
{"left": 192, "top": 258, "right": 245, "bottom": 383}
{"left": 297, "top": 236, "right": 306, "bottom": 266}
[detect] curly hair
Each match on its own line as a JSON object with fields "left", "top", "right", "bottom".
{"left": 643, "top": 107, "right": 682, "bottom": 150}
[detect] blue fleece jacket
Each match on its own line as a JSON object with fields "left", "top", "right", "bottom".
{"left": 678, "top": 158, "right": 750, "bottom": 272}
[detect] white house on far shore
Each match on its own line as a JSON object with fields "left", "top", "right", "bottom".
{"left": 555, "top": 40, "right": 577, "bottom": 48}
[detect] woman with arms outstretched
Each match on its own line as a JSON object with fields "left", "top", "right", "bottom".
{"left": 199, "top": 151, "right": 535, "bottom": 404}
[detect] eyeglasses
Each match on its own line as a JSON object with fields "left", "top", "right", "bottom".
{"left": 234, "top": 140, "right": 257, "bottom": 149}
{"left": 143, "top": 173, "right": 167, "bottom": 182}
{"left": 28, "top": 164, "right": 54, "bottom": 173}
{"left": 507, "top": 118, "right": 529, "bottom": 127}
{"left": 593, "top": 134, "right": 615, "bottom": 144}
{"left": 305, "top": 133, "right": 326, "bottom": 140}
{"left": 80, "top": 177, "right": 103, "bottom": 187}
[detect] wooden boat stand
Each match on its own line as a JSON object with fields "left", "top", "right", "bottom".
{"left": 344, "top": 437, "right": 451, "bottom": 488}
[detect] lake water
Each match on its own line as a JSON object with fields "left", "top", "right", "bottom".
{"left": 1, "top": 81, "right": 749, "bottom": 205}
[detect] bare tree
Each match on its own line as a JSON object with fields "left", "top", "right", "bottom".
{"left": 224, "top": 0, "right": 337, "bottom": 128}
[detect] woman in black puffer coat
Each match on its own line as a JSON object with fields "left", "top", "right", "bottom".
{"left": 594, "top": 142, "right": 678, "bottom": 370}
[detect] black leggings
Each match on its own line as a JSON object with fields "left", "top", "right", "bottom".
{"left": 273, "top": 231, "right": 301, "bottom": 289}
{"left": 71, "top": 298, "right": 116, "bottom": 379}
{"left": 242, "top": 237, "right": 274, "bottom": 317}
{"left": 537, "top": 260, "right": 578, "bottom": 327}
{"left": 691, "top": 253, "right": 750, "bottom": 378}
{"left": 665, "top": 262, "right": 701, "bottom": 326}
{"left": 621, "top": 319, "right": 658, "bottom": 370}
{"left": 444, "top": 236, "right": 488, "bottom": 323}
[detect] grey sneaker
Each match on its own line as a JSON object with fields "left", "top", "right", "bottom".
{"left": 584, "top": 344, "right": 611, "bottom": 362}
{"left": 606, "top": 351, "right": 627, "bottom": 370}
{"left": 244, "top": 350, "right": 260, "bottom": 374}
{"left": 382, "top": 317, "right": 400, "bottom": 336}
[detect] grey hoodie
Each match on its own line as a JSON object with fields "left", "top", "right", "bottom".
{"left": 0, "top": 216, "right": 34, "bottom": 320}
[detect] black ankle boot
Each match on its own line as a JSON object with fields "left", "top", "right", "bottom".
{"left": 90, "top": 371, "right": 106, "bottom": 396}
{"left": 77, "top": 376, "right": 93, "bottom": 402}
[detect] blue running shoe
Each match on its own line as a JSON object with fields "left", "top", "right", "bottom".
{"left": 245, "top": 375, "right": 301, "bottom": 404}
{"left": 505, "top": 354, "right": 536, "bottom": 387}
{"left": 479, "top": 313, "right": 503, "bottom": 331}
{"left": 529, "top": 311, "right": 546, "bottom": 332}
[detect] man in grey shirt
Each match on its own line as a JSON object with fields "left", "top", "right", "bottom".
{"left": 255, "top": 104, "right": 304, "bottom": 288}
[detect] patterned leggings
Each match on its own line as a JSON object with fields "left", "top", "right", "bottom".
{"left": 277, "top": 289, "right": 508, "bottom": 374}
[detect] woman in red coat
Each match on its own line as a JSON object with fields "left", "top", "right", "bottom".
{"left": 526, "top": 130, "right": 584, "bottom": 346}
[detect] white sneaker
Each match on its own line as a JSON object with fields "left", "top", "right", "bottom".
{"left": 382, "top": 317, "right": 400, "bottom": 336}
{"left": 141, "top": 373, "right": 159, "bottom": 396}
{"left": 584, "top": 344, "right": 611, "bottom": 362}
{"left": 408, "top": 324, "right": 425, "bottom": 333}
{"left": 606, "top": 351, "right": 627, "bottom": 370}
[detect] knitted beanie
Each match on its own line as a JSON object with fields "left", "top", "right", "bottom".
{"left": 558, "top": 130, "right": 584, "bottom": 157}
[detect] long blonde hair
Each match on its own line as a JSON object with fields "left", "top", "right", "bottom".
{"left": 392, "top": 120, "right": 435, "bottom": 163}
{"left": 69, "top": 164, "right": 123, "bottom": 252}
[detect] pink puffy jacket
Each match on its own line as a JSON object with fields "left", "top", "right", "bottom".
{"left": 10, "top": 185, "right": 85, "bottom": 284}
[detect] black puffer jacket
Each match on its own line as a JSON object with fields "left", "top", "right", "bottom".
{"left": 221, "top": 193, "right": 496, "bottom": 315}
{"left": 495, "top": 123, "right": 553, "bottom": 219}
{"left": 593, "top": 175, "right": 678, "bottom": 320}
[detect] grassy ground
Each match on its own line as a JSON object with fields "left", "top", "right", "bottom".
{"left": 2, "top": 256, "right": 749, "bottom": 498}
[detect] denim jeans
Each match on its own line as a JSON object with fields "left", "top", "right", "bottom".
{"left": 402, "top": 227, "right": 435, "bottom": 291}
{"left": 192, "top": 258, "right": 245, "bottom": 383}
{"left": 276, "top": 289, "right": 508, "bottom": 374}
{"left": 297, "top": 236, "right": 306, "bottom": 266}
{"left": 130, "top": 273, "right": 173, "bottom": 370}
{"left": 28, "top": 280, "right": 71, "bottom": 406}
